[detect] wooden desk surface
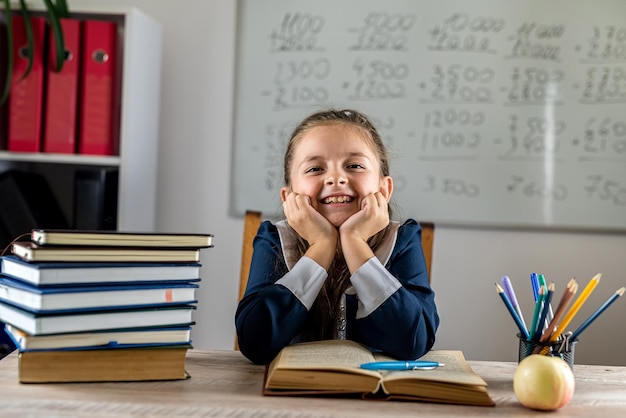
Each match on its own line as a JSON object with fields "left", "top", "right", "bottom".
{"left": 1, "top": 349, "right": 626, "bottom": 417}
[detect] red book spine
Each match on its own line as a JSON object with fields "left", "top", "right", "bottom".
{"left": 78, "top": 20, "right": 119, "bottom": 156}
{"left": 7, "top": 16, "right": 47, "bottom": 153}
{"left": 43, "top": 18, "right": 82, "bottom": 154}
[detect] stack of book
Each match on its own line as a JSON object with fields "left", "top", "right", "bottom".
{"left": 0, "top": 229, "right": 213, "bottom": 383}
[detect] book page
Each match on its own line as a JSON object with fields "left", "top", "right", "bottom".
{"left": 377, "top": 350, "right": 487, "bottom": 387}
{"left": 266, "top": 340, "right": 380, "bottom": 392}
{"left": 275, "top": 340, "right": 376, "bottom": 370}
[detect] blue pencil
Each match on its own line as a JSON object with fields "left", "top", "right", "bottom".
{"left": 538, "top": 274, "right": 554, "bottom": 323}
{"left": 533, "top": 282, "right": 554, "bottom": 341}
{"left": 528, "top": 285, "right": 546, "bottom": 340}
{"left": 570, "top": 287, "right": 625, "bottom": 341}
{"left": 495, "top": 282, "right": 529, "bottom": 340}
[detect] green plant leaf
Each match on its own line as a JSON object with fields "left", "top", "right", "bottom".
{"left": 43, "top": 0, "right": 65, "bottom": 72}
{"left": 17, "top": 0, "right": 34, "bottom": 80}
{"left": 1, "top": 0, "right": 13, "bottom": 105}
{"left": 54, "top": 0, "right": 70, "bottom": 17}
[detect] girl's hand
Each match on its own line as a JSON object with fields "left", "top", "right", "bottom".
{"left": 282, "top": 192, "right": 337, "bottom": 269}
{"left": 339, "top": 192, "right": 389, "bottom": 274}
{"left": 339, "top": 192, "right": 389, "bottom": 242}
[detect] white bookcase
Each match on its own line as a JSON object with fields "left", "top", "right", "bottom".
{"left": 0, "top": 5, "right": 162, "bottom": 232}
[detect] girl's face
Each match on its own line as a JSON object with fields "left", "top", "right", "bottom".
{"left": 281, "top": 124, "right": 393, "bottom": 228}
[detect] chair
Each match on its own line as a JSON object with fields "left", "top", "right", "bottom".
{"left": 238, "top": 211, "right": 263, "bottom": 304}
{"left": 235, "top": 210, "right": 434, "bottom": 349}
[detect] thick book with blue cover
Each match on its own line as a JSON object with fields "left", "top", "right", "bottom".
{"left": 1, "top": 255, "right": 201, "bottom": 286}
{"left": 0, "top": 302, "right": 195, "bottom": 335}
{"left": 5, "top": 324, "right": 192, "bottom": 351}
{"left": 0, "top": 276, "right": 199, "bottom": 312}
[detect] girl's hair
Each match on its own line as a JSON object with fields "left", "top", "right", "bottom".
{"left": 282, "top": 108, "right": 394, "bottom": 341}
{"left": 283, "top": 109, "right": 390, "bottom": 186}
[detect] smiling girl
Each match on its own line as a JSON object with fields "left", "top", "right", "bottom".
{"left": 235, "top": 109, "right": 439, "bottom": 364}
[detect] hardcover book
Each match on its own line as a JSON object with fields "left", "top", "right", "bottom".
{"left": 0, "top": 302, "right": 195, "bottom": 335}
{"left": 264, "top": 340, "right": 495, "bottom": 406}
{"left": 0, "top": 276, "right": 198, "bottom": 312}
{"left": 6, "top": 324, "right": 191, "bottom": 351}
{"left": 1, "top": 255, "right": 201, "bottom": 287}
{"left": 31, "top": 229, "right": 213, "bottom": 248}
{"left": 11, "top": 242, "right": 201, "bottom": 263}
{"left": 18, "top": 345, "right": 190, "bottom": 382}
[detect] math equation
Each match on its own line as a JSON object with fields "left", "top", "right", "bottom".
{"left": 235, "top": 0, "right": 626, "bottom": 229}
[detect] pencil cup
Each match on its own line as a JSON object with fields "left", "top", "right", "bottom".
{"left": 517, "top": 333, "right": 576, "bottom": 370}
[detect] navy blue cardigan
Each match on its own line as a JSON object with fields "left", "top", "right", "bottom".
{"left": 235, "top": 219, "right": 439, "bottom": 365}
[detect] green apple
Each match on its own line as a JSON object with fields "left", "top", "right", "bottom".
{"left": 513, "top": 354, "right": 575, "bottom": 411}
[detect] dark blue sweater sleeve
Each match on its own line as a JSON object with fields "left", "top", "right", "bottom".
{"left": 235, "top": 221, "right": 310, "bottom": 364}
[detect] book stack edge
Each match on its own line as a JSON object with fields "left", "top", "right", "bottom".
{"left": 0, "top": 229, "right": 213, "bottom": 383}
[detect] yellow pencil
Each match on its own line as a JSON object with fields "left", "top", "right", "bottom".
{"left": 550, "top": 273, "right": 601, "bottom": 341}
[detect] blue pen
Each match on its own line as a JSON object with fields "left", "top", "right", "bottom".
{"left": 530, "top": 273, "right": 540, "bottom": 302}
{"left": 360, "top": 361, "right": 443, "bottom": 370}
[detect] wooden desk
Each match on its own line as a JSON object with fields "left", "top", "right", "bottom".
{"left": 1, "top": 349, "right": 626, "bottom": 417}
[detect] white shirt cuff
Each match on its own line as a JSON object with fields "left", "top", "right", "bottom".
{"left": 276, "top": 256, "right": 327, "bottom": 310}
{"left": 350, "top": 257, "right": 401, "bottom": 318}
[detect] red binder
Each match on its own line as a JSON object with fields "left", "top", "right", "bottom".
{"left": 0, "top": 23, "right": 8, "bottom": 150}
{"left": 7, "top": 16, "right": 47, "bottom": 153}
{"left": 78, "top": 20, "right": 119, "bottom": 156}
{"left": 43, "top": 18, "right": 82, "bottom": 154}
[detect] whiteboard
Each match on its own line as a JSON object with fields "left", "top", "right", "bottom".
{"left": 231, "top": 0, "right": 626, "bottom": 230}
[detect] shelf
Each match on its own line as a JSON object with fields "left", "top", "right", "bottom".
{"left": 0, "top": 151, "right": 121, "bottom": 166}
{"left": 0, "top": 5, "right": 162, "bottom": 232}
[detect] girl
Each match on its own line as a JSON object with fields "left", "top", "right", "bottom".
{"left": 235, "top": 109, "right": 439, "bottom": 364}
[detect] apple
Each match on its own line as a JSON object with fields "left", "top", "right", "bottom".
{"left": 513, "top": 354, "right": 575, "bottom": 411}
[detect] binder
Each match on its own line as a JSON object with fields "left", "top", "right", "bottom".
{"left": 78, "top": 20, "right": 120, "bottom": 156}
{"left": 7, "top": 16, "right": 47, "bottom": 153}
{"left": 0, "top": 21, "right": 8, "bottom": 150}
{"left": 43, "top": 18, "right": 82, "bottom": 154}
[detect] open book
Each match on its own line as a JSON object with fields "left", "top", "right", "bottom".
{"left": 263, "top": 340, "right": 495, "bottom": 406}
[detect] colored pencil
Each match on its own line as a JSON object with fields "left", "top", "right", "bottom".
{"left": 528, "top": 285, "right": 546, "bottom": 340}
{"left": 533, "top": 282, "right": 554, "bottom": 340}
{"left": 539, "top": 279, "right": 577, "bottom": 342}
{"left": 495, "top": 283, "right": 529, "bottom": 340}
{"left": 570, "top": 287, "right": 625, "bottom": 341}
{"left": 501, "top": 276, "right": 527, "bottom": 332}
{"left": 538, "top": 274, "right": 554, "bottom": 323}
{"left": 550, "top": 273, "right": 601, "bottom": 342}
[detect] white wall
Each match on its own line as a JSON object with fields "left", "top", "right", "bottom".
{"left": 78, "top": 0, "right": 626, "bottom": 366}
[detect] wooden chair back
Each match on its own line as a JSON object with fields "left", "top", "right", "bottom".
{"left": 235, "top": 211, "right": 434, "bottom": 349}
{"left": 238, "top": 210, "right": 263, "bottom": 303}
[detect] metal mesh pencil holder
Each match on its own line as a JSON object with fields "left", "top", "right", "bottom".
{"left": 517, "top": 333, "right": 576, "bottom": 370}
